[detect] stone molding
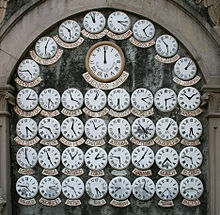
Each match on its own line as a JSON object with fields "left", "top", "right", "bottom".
{"left": 0, "top": 0, "right": 7, "bottom": 25}
{"left": 0, "top": 195, "right": 6, "bottom": 215}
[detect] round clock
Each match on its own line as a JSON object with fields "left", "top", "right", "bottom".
{"left": 39, "top": 88, "right": 60, "bottom": 111}
{"left": 174, "top": 57, "right": 197, "bottom": 81}
{"left": 107, "top": 11, "right": 131, "bottom": 34}
{"left": 109, "top": 176, "right": 132, "bottom": 200}
{"left": 84, "top": 88, "right": 107, "bottom": 111}
{"left": 132, "top": 176, "right": 155, "bottom": 200}
{"left": 17, "top": 59, "right": 40, "bottom": 82}
{"left": 108, "top": 88, "right": 130, "bottom": 111}
{"left": 179, "top": 117, "right": 202, "bottom": 141}
{"left": 156, "top": 176, "right": 179, "bottom": 201}
{"left": 39, "top": 176, "right": 61, "bottom": 199}
{"left": 85, "top": 41, "right": 125, "bottom": 82}
{"left": 155, "top": 34, "right": 178, "bottom": 58}
{"left": 38, "top": 117, "right": 61, "bottom": 141}
{"left": 131, "top": 146, "right": 154, "bottom": 170}
{"left": 154, "top": 88, "right": 177, "bottom": 112}
{"left": 84, "top": 147, "right": 108, "bottom": 170}
{"left": 178, "top": 87, "right": 201, "bottom": 111}
{"left": 61, "top": 147, "right": 84, "bottom": 170}
{"left": 108, "top": 146, "right": 131, "bottom": 170}
{"left": 61, "top": 88, "right": 83, "bottom": 111}
{"left": 16, "top": 118, "right": 38, "bottom": 140}
{"left": 58, "top": 20, "right": 81, "bottom": 42}
{"left": 62, "top": 176, "right": 84, "bottom": 199}
{"left": 131, "top": 117, "right": 155, "bottom": 141}
{"left": 16, "top": 175, "right": 38, "bottom": 199}
{"left": 86, "top": 177, "right": 108, "bottom": 200}
{"left": 132, "top": 19, "right": 155, "bottom": 42}
{"left": 83, "top": 11, "right": 106, "bottom": 33}
{"left": 108, "top": 118, "right": 131, "bottom": 141}
{"left": 61, "top": 117, "right": 84, "bottom": 141}
{"left": 16, "top": 88, "right": 38, "bottom": 111}
{"left": 155, "top": 146, "right": 179, "bottom": 171}
{"left": 35, "top": 36, "right": 58, "bottom": 59}
{"left": 180, "top": 176, "right": 204, "bottom": 200}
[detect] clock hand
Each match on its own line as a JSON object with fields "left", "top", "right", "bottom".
{"left": 71, "top": 119, "right": 77, "bottom": 136}
{"left": 71, "top": 151, "right": 78, "bottom": 160}
{"left": 189, "top": 127, "right": 195, "bottom": 137}
{"left": 162, "top": 157, "right": 172, "bottom": 167}
{"left": 18, "top": 184, "right": 31, "bottom": 192}
{"left": 42, "top": 126, "right": 54, "bottom": 135}
{"left": 111, "top": 155, "right": 121, "bottom": 164}
{"left": 48, "top": 98, "right": 54, "bottom": 108}
{"left": 46, "top": 151, "right": 54, "bottom": 166}
{"left": 90, "top": 12, "right": 96, "bottom": 23}
{"left": 25, "top": 126, "right": 34, "bottom": 137}
{"left": 95, "top": 124, "right": 103, "bottom": 130}
{"left": 95, "top": 151, "right": 101, "bottom": 160}
{"left": 188, "top": 93, "right": 197, "bottom": 100}
{"left": 141, "top": 97, "right": 150, "bottom": 103}
{"left": 117, "top": 20, "right": 128, "bottom": 27}
{"left": 26, "top": 93, "right": 36, "bottom": 101}
{"left": 142, "top": 181, "right": 151, "bottom": 194}
{"left": 24, "top": 147, "right": 31, "bottom": 166}
{"left": 185, "top": 61, "right": 193, "bottom": 70}
{"left": 91, "top": 120, "right": 98, "bottom": 130}
{"left": 63, "top": 25, "right": 72, "bottom": 39}
{"left": 117, "top": 98, "right": 120, "bottom": 107}
{"left": 44, "top": 39, "right": 50, "bottom": 54}
{"left": 182, "top": 153, "right": 193, "bottom": 164}
{"left": 142, "top": 24, "right": 151, "bottom": 37}
{"left": 161, "top": 38, "right": 169, "bottom": 54}
{"left": 19, "top": 70, "right": 33, "bottom": 77}
{"left": 165, "top": 121, "right": 173, "bottom": 130}
{"left": 68, "top": 91, "right": 79, "bottom": 103}
{"left": 137, "top": 151, "right": 147, "bottom": 163}
{"left": 95, "top": 187, "right": 101, "bottom": 195}
{"left": 48, "top": 186, "right": 58, "bottom": 191}
{"left": 138, "top": 123, "right": 152, "bottom": 135}
{"left": 66, "top": 185, "right": 77, "bottom": 195}
{"left": 164, "top": 96, "right": 174, "bottom": 109}
{"left": 114, "top": 186, "right": 121, "bottom": 192}
{"left": 94, "top": 90, "right": 100, "bottom": 100}
{"left": 103, "top": 46, "right": 107, "bottom": 64}
{"left": 118, "top": 128, "right": 121, "bottom": 138}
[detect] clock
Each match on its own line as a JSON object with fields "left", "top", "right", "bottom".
{"left": 61, "top": 88, "right": 83, "bottom": 111}
{"left": 84, "top": 118, "right": 107, "bottom": 140}
{"left": 108, "top": 118, "right": 131, "bottom": 141}
{"left": 38, "top": 117, "right": 61, "bottom": 141}
{"left": 155, "top": 34, "right": 178, "bottom": 58}
{"left": 17, "top": 59, "right": 40, "bottom": 82}
{"left": 16, "top": 88, "right": 38, "bottom": 111}
{"left": 62, "top": 176, "right": 84, "bottom": 199}
{"left": 131, "top": 146, "right": 154, "bottom": 170}
{"left": 83, "top": 11, "right": 106, "bottom": 33}
{"left": 174, "top": 57, "right": 197, "bottom": 80}
{"left": 109, "top": 176, "right": 132, "bottom": 200}
{"left": 131, "top": 117, "right": 155, "bottom": 141}
{"left": 131, "top": 88, "right": 154, "bottom": 111}
{"left": 85, "top": 41, "right": 125, "bottom": 82}
{"left": 132, "top": 19, "right": 155, "bottom": 42}
{"left": 84, "top": 147, "right": 108, "bottom": 170}
{"left": 61, "top": 146, "right": 84, "bottom": 170}
{"left": 85, "top": 177, "right": 108, "bottom": 200}
{"left": 108, "top": 88, "right": 130, "bottom": 111}
{"left": 39, "top": 176, "right": 61, "bottom": 199}
{"left": 178, "top": 87, "right": 201, "bottom": 111}
{"left": 84, "top": 88, "right": 107, "bottom": 111}
{"left": 61, "top": 117, "right": 84, "bottom": 141}
{"left": 16, "top": 118, "right": 38, "bottom": 140}
{"left": 16, "top": 175, "right": 38, "bottom": 199}
{"left": 132, "top": 176, "right": 155, "bottom": 200}
{"left": 107, "top": 11, "right": 131, "bottom": 34}
{"left": 39, "top": 88, "right": 60, "bottom": 111}
{"left": 108, "top": 146, "right": 131, "bottom": 170}
{"left": 58, "top": 20, "right": 81, "bottom": 42}
{"left": 156, "top": 117, "right": 178, "bottom": 140}
{"left": 35, "top": 36, "right": 58, "bottom": 59}
{"left": 155, "top": 146, "right": 179, "bottom": 171}
{"left": 179, "top": 117, "right": 202, "bottom": 141}
{"left": 154, "top": 88, "right": 177, "bottom": 112}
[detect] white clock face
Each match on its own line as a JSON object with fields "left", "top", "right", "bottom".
{"left": 132, "top": 176, "right": 155, "bottom": 200}
{"left": 86, "top": 177, "right": 108, "bottom": 200}
{"left": 132, "top": 19, "right": 155, "bottom": 42}
{"left": 174, "top": 57, "right": 197, "bottom": 80}
{"left": 108, "top": 118, "right": 131, "bottom": 141}
{"left": 83, "top": 11, "right": 106, "bottom": 33}
{"left": 109, "top": 176, "right": 132, "bottom": 200}
{"left": 155, "top": 34, "right": 178, "bottom": 58}
{"left": 131, "top": 146, "right": 154, "bottom": 170}
{"left": 61, "top": 117, "right": 84, "bottom": 141}
{"left": 180, "top": 176, "right": 204, "bottom": 200}
{"left": 131, "top": 117, "right": 155, "bottom": 141}
{"left": 39, "top": 176, "right": 61, "bottom": 199}
{"left": 156, "top": 176, "right": 179, "bottom": 200}
{"left": 179, "top": 117, "right": 202, "bottom": 141}
{"left": 84, "top": 147, "right": 108, "bottom": 170}
{"left": 62, "top": 176, "right": 84, "bottom": 199}
{"left": 35, "top": 36, "right": 58, "bottom": 59}
{"left": 16, "top": 88, "right": 38, "bottom": 111}
{"left": 107, "top": 11, "right": 131, "bottom": 34}
{"left": 155, "top": 146, "right": 179, "bottom": 170}
{"left": 178, "top": 87, "right": 201, "bottom": 111}
{"left": 16, "top": 118, "right": 38, "bottom": 140}
{"left": 108, "top": 146, "right": 131, "bottom": 170}
{"left": 58, "top": 20, "right": 81, "bottom": 42}
{"left": 17, "top": 59, "right": 40, "bottom": 82}
{"left": 16, "top": 175, "right": 38, "bottom": 199}
{"left": 154, "top": 88, "right": 177, "bottom": 112}
{"left": 61, "top": 88, "right": 83, "bottom": 111}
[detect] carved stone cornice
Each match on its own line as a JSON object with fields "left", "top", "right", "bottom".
{"left": 0, "top": 0, "right": 7, "bottom": 25}
{"left": 0, "top": 195, "right": 6, "bottom": 215}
